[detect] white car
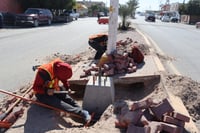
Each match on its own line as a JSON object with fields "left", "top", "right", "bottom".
{"left": 161, "top": 16, "right": 170, "bottom": 22}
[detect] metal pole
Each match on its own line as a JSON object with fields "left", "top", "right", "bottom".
{"left": 106, "top": 0, "right": 119, "bottom": 54}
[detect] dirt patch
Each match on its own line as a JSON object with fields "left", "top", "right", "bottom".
{"left": 164, "top": 74, "right": 200, "bottom": 121}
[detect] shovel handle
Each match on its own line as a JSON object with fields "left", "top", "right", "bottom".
{"left": 0, "top": 86, "right": 32, "bottom": 121}
{"left": 0, "top": 89, "right": 82, "bottom": 119}
{"left": 0, "top": 121, "right": 12, "bottom": 128}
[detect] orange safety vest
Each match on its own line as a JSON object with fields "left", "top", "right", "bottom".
{"left": 38, "top": 58, "right": 63, "bottom": 91}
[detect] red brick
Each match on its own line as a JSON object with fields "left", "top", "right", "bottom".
{"left": 131, "top": 98, "right": 157, "bottom": 111}
{"left": 161, "top": 122, "right": 183, "bottom": 133}
{"left": 139, "top": 115, "right": 150, "bottom": 126}
{"left": 143, "top": 109, "right": 156, "bottom": 121}
{"left": 121, "top": 105, "right": 130, "bottom": 116}
{"left": 148, "top": 121, "right": 162, "bottom": 133}
{"left": 122, "top": 109, "right": 143, "bottom": 125}
{"left": 150, "top": 98, "right": 174, "bottom": 120}
{"left": 172, "top": 112, "right": 190, "bottom": 123}
{"left": 163, "top": 115, "right": 185, "bottom": 127}
{"left": 116, "top": 109, "right": 143, "bottom": 128}
{"left": 137, "top": 109, "right": 155, "bottom": 126}
{"left": 127, "top": 123, "right": 150, "bottom": 133}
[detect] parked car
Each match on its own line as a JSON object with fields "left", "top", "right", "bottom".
{"left": 0, "top": 13, "right": 2, "bottom": 28}
{"left": 53, "top": 12, "right": 72, "bottom": 23}
{"left": 0, "top": 12, "right": 16, "bottom": 27}
{"left": 97, "top": 17, "right": 109, "bottom": 24}
{"left": 98, "top": 12, "right": 105, "bottom": 17}
{"left": 196, "top": 22, "right": 200, "bottom": 29}
{"left": 161, "top": 15, "right": 170, "bottom": 22}
{"left": 64, "top": 10, "right": 79, "bottom": 20}
{"left": 15, "top": 8, "right": 53, "bottom": 27}
{"left": 145, "top": 13, "right": 156, "bottom": 22}
{"left": 170, "top": 17, "right": 179, "bottom": 23}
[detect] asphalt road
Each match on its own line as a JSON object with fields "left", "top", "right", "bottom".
{"left": 0, "top": 17, "right": 108, "bottom": 95}
{"left": 132, "top": 15, "right": 200, "bottom": 82}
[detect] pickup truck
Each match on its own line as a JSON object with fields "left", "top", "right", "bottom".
{"left": 15, "top": 8, "right": 53, "bottom": 27}
{"left": 64, "top": 10, "right": 79, "bottom": 20}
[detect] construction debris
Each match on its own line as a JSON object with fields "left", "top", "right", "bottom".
{"left": 1, "top": 29, "right": 200, "bottom": 133}
{"left": 114, "top": 98, "right": 190, "bottom": 133}
{"left": 80, "top": 38, "right": 144, "bottom": 78}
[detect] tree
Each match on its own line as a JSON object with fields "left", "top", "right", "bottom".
{"left": 88, "top": 5, "right": 100, "bottom": 17}
{"left": 179, "top": 3, "right": 187, "bottom": 15}
{"left": 179, "top": 0, "right": 200, "bottom": 15}
{"left": 19, "top": 0, "right": 75, "bottom": 12}
{"left": 118, "top": 4, "right": 131, "bottom": 30}
{"left": 187, "top": 0, "right": 200, "bottom": 15}
{"left": 87, "top": 3, "right": 108, "bottom": 17}
{"left": 127, "top": 0, "right": 139, "bottom": 18}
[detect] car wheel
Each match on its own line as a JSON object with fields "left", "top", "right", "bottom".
{"left": 65, "top": 17, "right": 68, "bottom": 23}
{"left": 48, "top": 19, "right": 51, "bottom": 25}
{"left": 33, "top": 20, "right": 39, "bottom": 27}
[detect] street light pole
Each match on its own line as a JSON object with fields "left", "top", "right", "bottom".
{"left": 106, "top": 0, "right": 119, "bottom": 54}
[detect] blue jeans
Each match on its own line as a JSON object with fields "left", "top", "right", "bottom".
{"left": 89, "top": 40, "right": 107, "bottom": 59}
{"left": 35, "top": 93, "right": 82, "bottom": 115}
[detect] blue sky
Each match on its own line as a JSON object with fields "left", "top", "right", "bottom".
{"left": 90, "top": 0, "right": 189, "bottom": 11}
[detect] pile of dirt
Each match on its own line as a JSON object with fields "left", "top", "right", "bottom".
{"left": 1, "top": 29, "right": 200, "bottom": 132}
{"left": 164, "top": 74, "right": 200, "bottom": 121}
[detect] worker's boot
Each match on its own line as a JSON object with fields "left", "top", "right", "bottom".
{"left": 81, "top": 110, "right": 91, "bottom": 123}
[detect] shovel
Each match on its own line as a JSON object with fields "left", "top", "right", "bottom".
{"left": 0, "top": 87, "right": 32, "bottom": 121}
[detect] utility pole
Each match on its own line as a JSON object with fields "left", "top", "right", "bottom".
{"left": 106, "top": 0, "right": 119, "bottom": 54}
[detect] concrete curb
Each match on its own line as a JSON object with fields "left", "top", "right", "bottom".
{"left": 136, "top": 28, "right": 199, "bottom": 133}
{"left": 136, "top": 29, "right": 165, "bottom": 72}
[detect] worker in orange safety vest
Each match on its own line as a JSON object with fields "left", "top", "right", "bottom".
{"left": 32, "top": 58, "right": 91, "bottom": 123}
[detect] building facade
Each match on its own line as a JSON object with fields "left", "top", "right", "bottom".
{"left": 0, "top": 0, "right": 22, "bottom": 13}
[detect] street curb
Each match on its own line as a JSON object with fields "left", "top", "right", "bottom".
{"left": 136, "top": 28, "right": 199, "bottom": 133}
{"left": 136, "top": 29, "right": 165, "bottom": 72}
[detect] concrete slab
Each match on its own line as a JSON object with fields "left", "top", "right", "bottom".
{"left": 69, "top": 55, "right": 162, "bottom": 86}
{"left": 82, "top": 76, "right": 114, "bottom": 115}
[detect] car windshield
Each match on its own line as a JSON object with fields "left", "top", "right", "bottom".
{"left": 149, "top": 13, "right": 155, "bottom": 16}
{"left": 25, "top": 9, "right": 39, "bottom": 14}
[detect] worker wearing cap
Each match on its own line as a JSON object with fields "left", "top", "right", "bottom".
{"left": 88, "top": 33, "right": 108, "bottom": 60}
{"left": 32, "top": 58, "right": 91, "bottom": 123}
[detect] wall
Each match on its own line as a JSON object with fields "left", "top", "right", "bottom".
{"left": 0, "top": 0, "right": 22, "bottom": 13}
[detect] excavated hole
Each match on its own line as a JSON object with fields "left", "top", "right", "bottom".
{"left": 69, "top": 81, "right": 159, "bottom": 125}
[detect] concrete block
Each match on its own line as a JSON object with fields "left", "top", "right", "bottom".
{"left": 82, "top": 76, "right": 114, "bottom": 115}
